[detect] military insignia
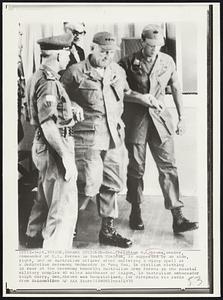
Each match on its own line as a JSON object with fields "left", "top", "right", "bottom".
{"left": 132, "top": 58, "right": 142, "bottom": 73}
{"left": 133, "top": 58, "right": 140, "bottom": 66}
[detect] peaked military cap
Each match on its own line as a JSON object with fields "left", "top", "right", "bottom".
{"left": 37, "top": 33, "right": 73, "bottom": 50}
{"left": 141, "top": 24, "right": 165, "bottom": 46}
{"left": 93, "top": 32, "right": 119, "bottom": 50}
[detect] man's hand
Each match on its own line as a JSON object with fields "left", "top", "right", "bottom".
{"left": 62, "top": 155, "right": 77, "bottom": 182}
{"left": 143, "top": 94, "right": 164, "bottom": 112}
{"left": 176, "top": 119, "right": 186, "bottom": 135}
{"left": 72, "top": 103, "right": 84, "bottom": 122}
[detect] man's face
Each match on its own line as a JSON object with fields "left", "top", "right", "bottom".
{"left": 142, "top": 38, "right": 161, "bottom": 58}
{"left": 91, "top": 44, "right": 116, "bottom": 68}
{"left": 72, "top": 30, "right": 85, "bottom": 44}
{"left": 58, "top": 50, "right": 70, "bottom": 70}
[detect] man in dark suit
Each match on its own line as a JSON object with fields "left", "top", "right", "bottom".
{"left": 64, "top": 22, "right": 86, "bottom": 68}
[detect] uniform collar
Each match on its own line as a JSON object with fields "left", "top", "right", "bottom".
{"left": 140, "top": 49, "right": 158, "bottom": 64}
{"left": 82, "top": 55, "right": 110, "bottom": 81}
{"left": 40, "top": 64, "right": 60, "bottom": 80}
{"left": 133, "top": 50, "right": 162, "bottom": 74}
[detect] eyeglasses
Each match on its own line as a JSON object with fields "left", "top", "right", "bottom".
{"left": 72, "top": 30, "right": 86, "bottom": 36}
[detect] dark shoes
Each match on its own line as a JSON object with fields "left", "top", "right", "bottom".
{"left": 129, "top": 204, "right": 144, "bottom": 230}
{"left": 171, "top": 207, "right": 199, "bottom": 234}
{"left": 128, "top": 205, "right": 198, "bottom": 234}
{"left": 129, "top": 213, "right": 144, "bottom": 230}
{"left": 173, "top": 217, "right": 199, "bottom": 234}
{"left": 99, "top": 230, "right": 132, "bottom": 248}
{"left": 25, "top": 235, "right": 43, "bottom": 248}
{"left": 99, "top": 217, "right": 132, "bottom": 248}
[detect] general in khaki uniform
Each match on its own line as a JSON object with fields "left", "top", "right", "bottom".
{"left": 119, "top": 25, "right": 198, "bottom": 234}
{"left": 25, "top": 33, "right": 78, "bottom": 249}
{"left": 61, "top": 32, "right": 132, "bottom": 248}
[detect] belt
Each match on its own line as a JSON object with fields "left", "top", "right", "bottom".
{"left": 58, "top": 126, "right": 75, "bottom": 137}
{"left": 36, "top": 126, "right": 75, "bottom": 140}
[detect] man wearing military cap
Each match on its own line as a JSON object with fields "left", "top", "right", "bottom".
{"left": 61, "top": 31, "right": 157, "bottom": 248}
{"left": 119, "top": 24, "right": 198, "bottom": 234}
{"left": 25, "top": 33, "right": 81, "bottom": 249}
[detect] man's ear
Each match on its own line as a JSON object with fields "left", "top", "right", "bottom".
{"left": 90, "top": 43, "right": 96, "bottom": 52}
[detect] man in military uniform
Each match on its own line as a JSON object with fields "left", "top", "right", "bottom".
{"left": 25, "top": 33, "right": 79, "bottom": 249}
{"left": 119, "top": 24, "right": 198, "bottom": 234}
{"left": 61, "top": 32, "right": 151, "bottom": 248}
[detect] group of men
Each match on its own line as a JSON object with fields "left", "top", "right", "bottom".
{"left": 25, "top": 23, "right": 198, "bottom": 249}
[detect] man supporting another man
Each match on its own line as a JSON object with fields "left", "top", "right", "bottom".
{"left": 25, "top": 33, "right": 78, "bottom": 249}
{"left": 61, "top": 32, "right": 135, "bottom": 248}
{"left": 119, "top": 24, "right": 199, "bottom": 234}
{"left": 61, "top": 31, "right": 162, "bottom": 247}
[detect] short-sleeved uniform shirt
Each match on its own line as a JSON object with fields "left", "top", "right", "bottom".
{"left": 26, "top": 65, "right": 74, "bottom": 129}
{"left": 61, "top": 56, "right": 130, "bottom": 149}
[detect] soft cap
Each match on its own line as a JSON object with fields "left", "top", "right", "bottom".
{"left": 142, "top": 24, "right": 164, "bottom": 46}
{"left": 93, "top": 32, "right": 119, "bottom": 50}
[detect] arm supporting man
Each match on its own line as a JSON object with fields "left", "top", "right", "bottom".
{"left": 124, "top": 90, "right": 163, "bottom": 111}
{"left": 61, "top": 68, "right": 84, "bottom": 121}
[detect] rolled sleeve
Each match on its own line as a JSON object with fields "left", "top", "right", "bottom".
{"left": 168, "top": 58, "right": 179, "bottom": 85}
{"left": 36, "top": 80, "right": 58, "bottom": 124}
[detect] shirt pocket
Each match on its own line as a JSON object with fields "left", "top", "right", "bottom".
{"left": 73, "top": 121, "right": 96, "bottom": 147}
{"left": 156, "top": 65, "right": 172, "bottom": 90}
{"left": 78, "top": 79, "right": 100, "bottom": 105}
{"left": 32, "top": 141, "right": 48, "bottom": 171}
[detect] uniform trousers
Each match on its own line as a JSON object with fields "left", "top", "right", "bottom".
{"left": 75, "top": 144, "right": 127, "bottom": 219}
{"left": 126, "top": 113, "right": 184, "bottom": 210}
{"left": 26, "top": 135, "right": 78, "bottom": 249}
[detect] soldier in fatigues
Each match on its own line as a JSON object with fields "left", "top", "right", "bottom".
{"left": 25, "top": 33, "right": 79, "bottom": 249}
{"left": 119, "top": 24, "right": 198, "bottom": 234}
{"left": 61, "top": 32, "right": 143, "bottom": 248}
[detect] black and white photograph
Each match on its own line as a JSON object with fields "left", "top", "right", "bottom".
{"left": 3, "top": 2, "right": 220, "bottom": 297}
